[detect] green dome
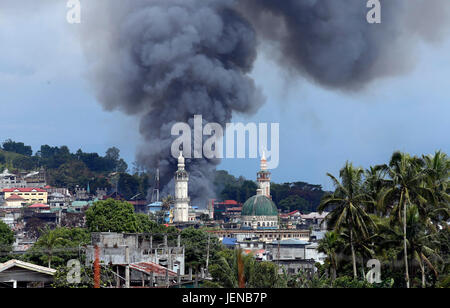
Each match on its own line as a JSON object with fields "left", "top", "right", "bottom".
{"left": 241, "top": 195, "right": 278, "bottom": 217}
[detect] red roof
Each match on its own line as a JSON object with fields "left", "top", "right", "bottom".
{"left": 214, "top": 200, "right": 239, "bottom": 205}
{"left": 127, "top": 262, "right": 177, "bottom": 277}
{"left": 29, "top": 203, "right": 50, "bottom": 209}
{"left": 3, "top": 188, "right": 47, "bottom": 193}
{"left": 224, "top": 200, "right": 238, "bottom": 205}
{"left": 128, "top": 200, "right": 147, "bottom": 206}
{"left": 5, "top": 194, "right": 26, "bottom": 201}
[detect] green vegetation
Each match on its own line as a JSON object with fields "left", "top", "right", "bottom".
{"left": 206, "top": 249, "right": 283, "bottom": 288}
{"left": 180, "top": 227, "right": 222, "bottom": 270}
{"left": 0, "top": 139, "right": 151, "bottom": 197}
{"left": 318, "top": 150, "right": 449, "bottom": 288}
{"left": 0, "top": 221, "right": 14, "bottom": 262}
{"left": 86, "top": 199, "right": 144, "bottom": 233}
{"left": 214, "top": 170, "right": 327, "bottom": 213}
{"left": 24, "top": 227, "right": 90, "bottom": 268}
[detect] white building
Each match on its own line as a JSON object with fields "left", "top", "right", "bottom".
{"left": 173, "top": 152, "right": 190, "bottom": 223}
{"left": 257, "top": 152, "right": 271, "bottom": 198}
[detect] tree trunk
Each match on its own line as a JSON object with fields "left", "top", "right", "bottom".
{"left": 420, "top": 260, "right": 425, "bottom": 288}
{"left": 332, "top": 259, "right": 337, "bottom": 281}
{"left": 350, "top": 229, "right": 357, "bottom": 280}
{"left": 403, "top": 195, "right": 410, "bottom": 288}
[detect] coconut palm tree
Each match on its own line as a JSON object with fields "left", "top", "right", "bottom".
{"left": 319, "top": 162, "right": 376, "bottom": 279}
{"left": 423, "top": 151, "right": 450, "bottom": 225}
{"left": 363, "top": 165, "right": 388, "bottom": 215}
{"left": 317, "top": 231, "right": 340, "bottom": 280}
{"left": 379, "top": 152, "right": 436, "bottom": 288}
{"left": 39, "top": 227, "right": 64, "bottom": 268}
{"left": 162, "top": 195, "right": 173, "bottom": 211}
{"left": 406, "top": 205, "right": 442, "bottom": 288}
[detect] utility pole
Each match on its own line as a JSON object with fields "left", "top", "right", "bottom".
{"left": 125, "top": 246, "right": 130, "bottom": 289}
{"left": 276, "top": 238, "right": 280, "bottom": 268}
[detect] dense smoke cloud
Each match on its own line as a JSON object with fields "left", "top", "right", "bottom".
{"left": 238, "top": 0, "right": 450, "bottom": 89}
{"left": 81, "top": 0, "right": 449, "bottom": 206}
{"left": 81, "top": 0, "right": 263, "bottom": 205}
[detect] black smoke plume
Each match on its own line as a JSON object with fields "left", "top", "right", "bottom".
{"left": 81, "top": 0, "right": 263, "bottom": 205}
{"left": 238, "top": 0, "right": 449, "bottom": 89}
{"left": 81, "top": 0, "right": 449, "bottom": 206}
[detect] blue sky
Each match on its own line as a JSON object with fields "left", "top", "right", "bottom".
{"left": 0, "top": 2, "right": 449, "bottom": 191}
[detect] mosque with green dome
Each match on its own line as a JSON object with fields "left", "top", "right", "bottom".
{"left": 241, "top": 153, "right": 279, "bottom": 230}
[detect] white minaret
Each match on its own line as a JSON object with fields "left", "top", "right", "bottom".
{"left": 257, "top": 151, "right": 271, "bottom": 198}
{"left": 174, "top": 151, "right": 190, "bottom": 223}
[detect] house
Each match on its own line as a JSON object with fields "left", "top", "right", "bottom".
{"left": 0, "top": 259, "right": 56, "bottom": 288}
{"left": 3, "top": 188, "right": 48, "bottom": 204}
{"left": 300, "top": 212, "right": 329, "bottom": 230}
{"left": 28, "top": 203, "right": 51, "bottom": 211}
{"left": 4, "top": 194, "right": 27, "bottom": 208}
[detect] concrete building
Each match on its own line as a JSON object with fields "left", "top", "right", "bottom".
{"left": 267, "top": 239, "right": 316, "bottom": 275}
{"left": 173, "top": 152, "right": 190, "bottom": 223}
{"left": 209, "top": 229, "right": 310, "bottom": 243}
{"left": 301, "top": 212, "right": 329, "bottom": 231}
{"left": 86, "top": 232, "right": 185, "bottom": 275}
{"left": 0, "top": 169, "right": 26, "bottom": 190}
{"left": 21, "top": 168, "right": 46, "bottom": 188}
{"left": 74, "top": 187, "right": 89, "bottom": 200}
{"left": 48, "top": 192, "right": 69, "bottom": 208}
{"left": 115, "top": 261, "right": 178, "bottom": 287}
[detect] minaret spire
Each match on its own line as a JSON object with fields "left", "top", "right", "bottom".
{"left": 257, "top": 150, "right": 271, "bottom": 198}
{"left": 174, "top": 151, "right": 189, "bottom": 223}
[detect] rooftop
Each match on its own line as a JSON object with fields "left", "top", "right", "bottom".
{"left": 270, "top": 239, "right": 310, "bottom": 246}
{"left": 0, "top": 259, "right": 56, "bottom": 275}
{"left": 3, "top": 188, "right": 47, "bottom": 193}
{"left": 127, "top": 262, "right": 177, "bottom": 277}
{"left": 5, "top": 194, "right": 26, "bottom": 201}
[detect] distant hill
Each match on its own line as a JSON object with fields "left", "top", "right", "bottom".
{"left": 214, "top": 170, "right": 327, "bottom": 213}
{"left": 0, "top": 149, "right": 29, "bottom": 162}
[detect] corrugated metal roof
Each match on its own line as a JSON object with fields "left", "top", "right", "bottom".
{"left": 126, "top": 262, "right": 177, "bottom": 277}
{"left": 270, "top": 239, "right": 310, "bottom": 245}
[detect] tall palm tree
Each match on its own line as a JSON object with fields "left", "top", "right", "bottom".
{"left": 423, "top": 151, "right": 450, "bottom": 225}
{"left": 319, "top": 162, "right": 375, "bottom": 279}
{"left": 364, "top": 165, "right": 388, "bottom": 215}
{"left": 317, "top": 231, "right": 340, "bottom": 280}
{"left": 406, "top": 205, "right": 442, "bottom": 288}
{"left": 162, "top": 195, "right": 173, "bottom": 211}
{"left": 379, "top": 152, "right": 436, "bottom": 288}
{"left": 39, "top": 227, "right": 64, "bottom": 268}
